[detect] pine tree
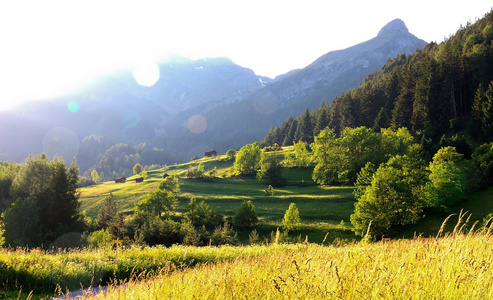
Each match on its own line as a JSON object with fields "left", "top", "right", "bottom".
{"left": 472, "top": 81, "right": 493, "bottom": 140}
{"left": 314, "top": 104, "right": 329, "bottom": 136}
{"left": 280, "top": 117, "right": 294, "bottom": 144}
{"left": 391, "top": 64, "right": 414, "bottom": 129}
{"left": 372, "top": 107, "right": 390, "bottom": 132}
{"left": 283, "top": 119, "right": 297, "bottom": 146}
{"left": 294, "top": 108, "right": 314, "bottom": 143}
{"left": 97, "top": 193, "right": 117, "bottom": 229}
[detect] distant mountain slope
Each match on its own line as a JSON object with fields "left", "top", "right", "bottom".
{"left": 0, "top": 19, "right": 427, "bottom": 171}
{"left": 0, "top": 57, "right": 269, "bottom": 163}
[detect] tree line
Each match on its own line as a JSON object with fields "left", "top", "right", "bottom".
{"left": 77, "top": 136, "right": 176, "bottom": 184}
{"left": 0, "top": 157, "right": 303, "bottom": 248}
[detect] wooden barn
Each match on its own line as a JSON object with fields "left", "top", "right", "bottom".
{"left": 135, "top": 177, "right": 143, "bottom": 183}
{"left": 205, "top": 150, "right": 217, "bottom": 157}
{"left": 115, "top": 177, "right": 126, "bottom": 183}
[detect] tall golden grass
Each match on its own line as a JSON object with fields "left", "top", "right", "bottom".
{"left": 82, "top": 214, "right": 493, "bottom": 299}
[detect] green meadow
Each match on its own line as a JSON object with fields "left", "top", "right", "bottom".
{"left": 79, "top": 149, "right": 493, "bottom": 244}
{"left": 79, "top": 152, "right": 357, "bottom": 244}
{"left": 4, "top": 149, "right": 493, "bottom": 298}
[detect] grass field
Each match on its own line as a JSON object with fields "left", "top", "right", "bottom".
{"left": 79, "top": 149, "right": 493, "bottom": 244}
{"left": 79, "top": 153, "right": 358, "bottom": 244}
{"left": 83, "top": 228, "right": 493, "bottom": 299}
{"left": 5, "top": 148, "right": 493, "bottom": 298}
{"left": 0, "top": 243, "right": 305, "bottom": 299}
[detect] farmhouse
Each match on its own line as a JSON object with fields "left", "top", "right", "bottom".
{"left": 205, "top": 150, "right": 217, "bottom": 157}
{"left": 135, "top": 177, "right": 143, "bottom": 183}
{"left": 115, "top": 177, "right": 126, "bottom": 183}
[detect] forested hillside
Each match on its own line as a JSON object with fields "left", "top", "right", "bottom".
{"left": 264, "top": 10, "right": 493, "bottom": 149}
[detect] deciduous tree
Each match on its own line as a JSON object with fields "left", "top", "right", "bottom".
{"left": 311, "top": 128, "right": 349, "bottom": 185}
{"left": 226, "top": 149, "right": 236, "bottom": 160}
{"left": 284, "top": 141, "right": 311, "bottom": 167}
{"left": 426, "top": 147, "right": 466, "bottom": 206}
{"left": 91, "top": 169, "right": 100, "bottom": 183}
{"left": 234, "top": 142, "right": 262, "bottom": 176}
{"left": 2, "top": 196, "right": 40, "bottom": 247}
{"left": 257, "top": 153, "right": 285, "bottom": 187}
{"left": 350, "top": 155, "right": 429, "bottom": 237}
{"left": 133, "top": 163, "right": 143, "bottom": 175}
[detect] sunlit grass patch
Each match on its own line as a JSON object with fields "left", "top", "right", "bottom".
{"left": 85, "top": 231, "right": 493, "bottom": 300}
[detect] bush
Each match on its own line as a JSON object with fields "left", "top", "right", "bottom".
{"left": 211, "top": 222, "right": 238, "bottom": 246}
{"left": 233, "top": 200, "right": 258, "bottom": 229}
{"left": 87, "top": 229, "right": 112, "bottom": 248}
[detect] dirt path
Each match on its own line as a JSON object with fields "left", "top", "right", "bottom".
{"left": 50, "top": 286, "right": 108, "bottom": 299}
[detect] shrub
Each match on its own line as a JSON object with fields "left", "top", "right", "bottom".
{"left": 226, "top": 149, "right": 236, "bottom": 160}
{"left": 211, "top": 222, "right": 238, "bottom": 246}
{"left": 233, "top": 200, "right": 258, "bottom": 229}
{"left": 87, "top": 229, "right": 112, "bottom": 248}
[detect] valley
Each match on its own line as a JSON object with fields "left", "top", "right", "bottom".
{"left": 0, "top": 6, "right": 493, "bottom": 299}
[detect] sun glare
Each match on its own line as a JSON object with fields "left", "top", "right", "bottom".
{"left": 133, "top": 63, "right": 160, "bottom": 87}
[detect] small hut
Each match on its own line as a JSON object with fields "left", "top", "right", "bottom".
{"left": 163, "top": 173, "right": 170, "bottom": 179}
{"left": 205, "top": 150, "right": 217, "bottom": 157}
{"left": 135, "top": 177, "right": 143, "bottom": 183}
{"left": 115, "top": 177, "right": 126, "bottom": 183}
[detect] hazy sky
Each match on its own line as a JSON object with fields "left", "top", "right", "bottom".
{"left": 0, "top": 0, "right": 492, "bottom": 109}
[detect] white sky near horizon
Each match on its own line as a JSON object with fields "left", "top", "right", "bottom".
{"left": 0, "top": 0, "right": 492, "bottom": 111}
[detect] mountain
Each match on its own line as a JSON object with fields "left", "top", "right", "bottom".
{"left": 0, "top": 19, "right": 427, "bottom": 174}
{"left": 0, "top": 57, "right": 269, "bottom": 164}
{"left": 161, "top": 19, "right": 426, "bottom": 158}
{"left": 245, "top": 19, "right": 426, "bottom": 114}
{"left": 264, "top": 10, "right": 493, "bottom": 154}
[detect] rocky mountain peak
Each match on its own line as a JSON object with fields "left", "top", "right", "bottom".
{"left": 378, "top": 19, "right": 409, "bottom": 36}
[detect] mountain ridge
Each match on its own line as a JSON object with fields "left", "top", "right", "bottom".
{"left": 0, "top": 19, "right": 427, "bottom": 176}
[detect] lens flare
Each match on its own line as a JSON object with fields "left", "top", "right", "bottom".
{"left": 187, "top": 114, "right": 207, "bottom": 134}
{"left": 67, "top": 101, "right": 80, "bottom": 113}
{"left": 121, "top": 110, "right": 141, "bottom": 128}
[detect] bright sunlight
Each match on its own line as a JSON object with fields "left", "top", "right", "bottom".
{"left": 133, "top": 63, "right": 161, "bottom": 87}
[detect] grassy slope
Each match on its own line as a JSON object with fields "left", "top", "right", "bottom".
{"left": 84, "top": 232, "right": 493, "bottom": 299}
{"left": 79, "top": 149, "right": 493, "bottom": 242}
{"left": 79, "top": 151, "right": 357, "bottom": 243}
